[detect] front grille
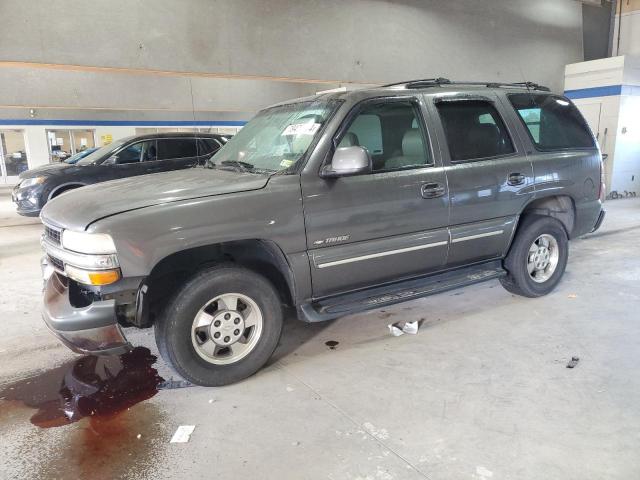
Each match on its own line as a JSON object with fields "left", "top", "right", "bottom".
{"left": 44, "top": 225, "right": 62, "bottom": 245}
{"left": 48, "top": 255, "right": 64, "bottom": 272}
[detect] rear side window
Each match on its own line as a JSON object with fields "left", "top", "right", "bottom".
{"left": 198, "top": 138, "right": 221, "bottom": 156}
{"left": 509, "top": 94, "right": 595, "bottom": 150}
{"left": 156, "top": 138, "right": 198, "bottom": 160}
{"left": 436, "top": 100, "right": 515, "bottom": 161}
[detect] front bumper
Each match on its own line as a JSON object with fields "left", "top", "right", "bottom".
{"left": 12, "top": 184, "right": 44, "bottom": 216}
{"left": 43, "top": 271, "right": 132, "bottom": 355}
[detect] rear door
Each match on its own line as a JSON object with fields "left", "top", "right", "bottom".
{"left": 149, "top": 137, "right": 199, "bottom": 173}
{"left": 301, "top": 96, "right": 450, "bottom": 298}
{"left": 428, "top": 91, "right": 534, "bottom": 267}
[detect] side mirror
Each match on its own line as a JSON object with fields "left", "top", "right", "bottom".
{"left": 103, "top": 155, "right": 118, "bottom": 166}
{"left": 320, "top": 146, "right": 372, "bottom": 178}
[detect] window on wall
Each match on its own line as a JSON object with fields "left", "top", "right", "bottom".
{"left": 436, "top": 100, "right": 515, "bottom": 161}
{"left": 338, "top": 100, "right": 431, "bottom": 172}
{"left": 509, "top": 94, "right": 595, "bottom": 150}
{"left": 46, "top": 129, "right": 95, "bottom": 163}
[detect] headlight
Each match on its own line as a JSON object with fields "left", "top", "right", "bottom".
{"left": 20, "top": 177, "right": 45, "bottom": 188}
{"left": 61, "top": 230, "right": 117, "bottom": 254}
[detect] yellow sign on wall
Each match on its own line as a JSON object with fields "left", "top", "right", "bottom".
{"left": 101, "top": 134, "right": 113, "bottom": 145}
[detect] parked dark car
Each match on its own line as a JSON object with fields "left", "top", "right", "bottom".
{"left": 12, "top": 132, "right": 227, "bottom": 216}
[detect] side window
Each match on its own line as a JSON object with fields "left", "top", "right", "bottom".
{"left": 436, "top": 100, "right": 515, "bottom": 162}
{"left": 338, "top": 101, "right": 431, "bottom": 172}
{"left": 156, "top": 138, "right": 198, "bottom": 160}
{"left": 509, "top": 94, "right": 595, "bottom": 150}
{"left": 198, "top": 138, "right": 221, "bottom": 156}
{"left": 115, "top": 142, "right": 144, "bottom": 164}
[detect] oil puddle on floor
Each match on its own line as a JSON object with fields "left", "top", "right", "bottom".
{"left": 0, "top": 347, "right": 170, "bottom": 479}
{"left": 0, "top": 346, "right": 164, "bottom": 428}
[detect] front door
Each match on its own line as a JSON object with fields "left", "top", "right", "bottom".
{"left": 427, "top": 91, "right": 534, "bottom": 268}
{"left": 301, "top": 97, "right": 450, "bottom": 298}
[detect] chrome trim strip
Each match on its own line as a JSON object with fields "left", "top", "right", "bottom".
{"left": 451, "top": 230, "right": 504, "bottom": 244}
{"left": 41, "top": 237, "right": 119, "bottom": 270}
{"left": 316, "top": 241, "right": 448, "bottom": 269}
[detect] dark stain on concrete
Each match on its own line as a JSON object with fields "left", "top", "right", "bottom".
{"left": 0, "top": 347, "right": 169, "bottom": 479}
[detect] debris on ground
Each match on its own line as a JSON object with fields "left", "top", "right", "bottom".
{"left": 402, "top": 321, "right": 419, "bottom": 335}
{"left": 568, "top": 294, "right": 578, "bottom": 299}
{"left": 325, "top": 340, "right": 339, "bottom": 350}
{"left": 566, "top": 356, "right": 580, "bottom": 368}
{"left": 158, "top": 379, "right": 193, "bottom": 390}
{"left": 136, "top": 434, "right": 142, "bottom": 439}
{"left": 388, "top": 320, "right": 421, "bottom": 336}
{"left": 388, "top": 323, "right": 404, "bottom": 336}
{"left": 170, "top": 425, "right": 196, "bottom": 443}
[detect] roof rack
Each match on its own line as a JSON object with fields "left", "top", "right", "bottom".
{"left": 381, "top": 78, "right": 550, "bottom": 92}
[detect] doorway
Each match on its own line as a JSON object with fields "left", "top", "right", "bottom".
{"left": 0, "top": 129, "right": 28, "bottom": 184}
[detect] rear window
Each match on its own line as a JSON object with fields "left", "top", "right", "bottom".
{"left": 509, "top": 94, "right": 595, "bottom": 151}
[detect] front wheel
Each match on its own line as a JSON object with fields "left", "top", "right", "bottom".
{"left": 500, "top": 215, "right": 569, "bottom": 298}
{"left": 155, "top": 265, "right": 283, "bottom": 386}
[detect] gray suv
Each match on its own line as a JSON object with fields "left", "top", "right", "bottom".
{"left": 40, "top": 79, "right": 606, "bottom": 386}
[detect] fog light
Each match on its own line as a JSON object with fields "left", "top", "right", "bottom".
{"left": 65, "top": 265, "right": 121, "bottom": 286}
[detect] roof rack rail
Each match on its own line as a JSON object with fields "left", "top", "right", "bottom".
{"left": 381, "top": 77, "right": 452, "bottom": 88}
{"left": 381, "top": 79, "right": 550, "bottom": 92}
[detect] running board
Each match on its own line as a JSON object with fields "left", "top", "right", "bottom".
{"left": 299, "top": 261, "right": 506, "bottom": 323}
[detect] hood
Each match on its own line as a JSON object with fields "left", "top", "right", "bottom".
{"left": 40, "top": 168, "right": 271, "bottom": 230}
{"left": 19, "top": 163, "right": 72, "bottom": 179}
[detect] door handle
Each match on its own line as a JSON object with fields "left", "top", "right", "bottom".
{"left": 420, "top": 182, "right": 445, "bottom": 199}
{"left": 507, "top": 173, "right": 525, "bottom": 186}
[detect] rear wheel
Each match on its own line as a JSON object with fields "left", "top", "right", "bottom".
{"left": 155, "top": 265, "right": 283, "bottom": 386}
{"left": 500, "top": 215, "right": 569, "bottom": 298}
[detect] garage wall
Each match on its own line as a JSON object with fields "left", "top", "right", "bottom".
{"left": 0, "top": 0, "right": 587, "bottom": 175}
{"left": 0, "top": 0, "right": 583, "bottom": 90}
{"left": 613, "top": 0, "right": 640, "bottom": 56}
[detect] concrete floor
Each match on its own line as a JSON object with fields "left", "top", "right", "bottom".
{"left": 0, "top": 188, "right": 638, "bottom": 480}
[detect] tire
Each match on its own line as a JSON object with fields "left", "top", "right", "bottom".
{"left": 500, "top": 215, "right": 569, "bottom": 298}
{"left": 154, "top": 264, "right": 283, "bottom": 386}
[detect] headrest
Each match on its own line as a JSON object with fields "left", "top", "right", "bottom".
{"left": 339, "top": 132, "right": 360, "bottom": 148}
{"left": 402, "top": 129, "right": 423, "bottom": 157}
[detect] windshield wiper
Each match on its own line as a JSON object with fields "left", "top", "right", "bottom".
{"left": 207, "top": 159, "right": 277, "bottom": 175}
{"left": 221, "top": 160, "right": 255, "bottom": 170}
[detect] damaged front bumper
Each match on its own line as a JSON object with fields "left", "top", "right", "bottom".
{"left": 42, "top": 268, "right": 132, "bottom": 355}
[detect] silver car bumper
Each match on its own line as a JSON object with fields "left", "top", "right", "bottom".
{"left": 42, "top": 260, "right": 131, "bottom": 355}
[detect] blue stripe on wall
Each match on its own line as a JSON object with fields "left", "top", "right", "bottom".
{"left": 564, "top": 85, "right": 622, "bottom": 99}
{"left": 0, "top": 119, "right": 247, "bottom": 126}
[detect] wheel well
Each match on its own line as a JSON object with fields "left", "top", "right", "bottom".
{"left": 139, "top": 240, "right": 295, "bottom": 327}
{"left": 521, "top": 195, "right": 575, "bottom": 238}
{"left": 50, "top": 183, "right": 85, "bottom": 199}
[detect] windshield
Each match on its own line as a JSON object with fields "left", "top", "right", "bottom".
{"left": 208, "top": 99, "right": 338, "bottom": 173}
{"left": 76, "top": 137, "right": 132, "bottom": 165}
{"left": 64, "top": 147, "right": 98, "bottom": 164}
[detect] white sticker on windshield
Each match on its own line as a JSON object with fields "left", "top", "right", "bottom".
{"left": 281, "top": 123, "right": 321, "bottom": 136}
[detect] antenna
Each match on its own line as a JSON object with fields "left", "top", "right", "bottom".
{"left": 188, "top": 78, "right": 201, "bottom": 166}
